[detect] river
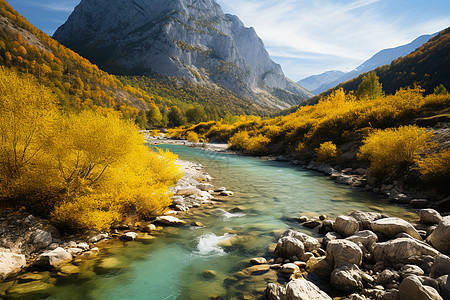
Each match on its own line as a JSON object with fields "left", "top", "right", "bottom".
{"left": 9, "top": 144, "right": 418, "bottom": 300}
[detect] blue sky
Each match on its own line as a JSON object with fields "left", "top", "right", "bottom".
{"left": 8, "top": 0, "right": 450, "bottom": 81}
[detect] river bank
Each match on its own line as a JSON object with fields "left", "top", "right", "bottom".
{"left": 146, "top": 134, "right": 449, "bottom": 215}
{"left": 0, "top": 157, "right": 234, "bottom": 298}
{"left": 1, "top": 142, "right": 447, "bottom": 299}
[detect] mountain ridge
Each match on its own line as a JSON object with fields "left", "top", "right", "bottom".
{"left": 311, "top": 33, "right": 436, "bottom": 94}
{"left": 53, "top": 0, "right": 313, "bottom": 110}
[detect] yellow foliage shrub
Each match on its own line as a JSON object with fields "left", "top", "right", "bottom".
{"left": 149, "top": 129, "right": 160, "bottom": 137}
{"left": 416, "top": 149, "right": 450, "bottom": 182}
{"left": 316, "top": 141, "right": 338, "bottom": 162}
{"left": 358, "top": 125, "right": 435, "bottom": 174}
{"left": 186, "top": 131, "right": 200, "bottom": 143}
{"left": 229, "top": 131, "right": 269, "bottom": 154}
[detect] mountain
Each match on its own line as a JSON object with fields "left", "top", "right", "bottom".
{"left": 308, "top": 26, "right": 450, "bottom": 102}
{"left": 0, "top": 0, "right": 268, "bottom": 127}
{"left": 53, "top": 0, "right": 313, "bottom": 110}
{"left": 297, "top": 70, "right": 345, "bottom": 93}
{"left": 312, "top": 33, "right": 436, "bottom": 94}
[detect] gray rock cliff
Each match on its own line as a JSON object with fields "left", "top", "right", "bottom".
{"left": 53, "top": 0, "right": 313, "bottom": 109}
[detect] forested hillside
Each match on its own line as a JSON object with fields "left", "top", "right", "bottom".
{"left": 170, "top": 74, "right": 450, "bottom": 197}
{"left": 0, "top": 0, "right": 263, "bottom": 128}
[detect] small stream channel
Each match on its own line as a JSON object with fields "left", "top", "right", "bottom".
{"left": 4, "top": 144, "right": 418, "bottom": 300}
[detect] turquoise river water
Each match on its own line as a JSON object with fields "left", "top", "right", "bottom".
{"left": 3, "top": 144, "right": 418, "bottom": 300}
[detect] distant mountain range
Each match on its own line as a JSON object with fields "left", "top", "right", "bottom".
{"left": 53, "top": 0, "right": 313, "bottom": 110}
{"left": 308, "top": 26, "right": 450, "bottom": 103}
{"left": 301, "top": 33, "right": 437, "bottom": 95}
{"left": 297, "top": 70, "right": 344, "bottom": 92}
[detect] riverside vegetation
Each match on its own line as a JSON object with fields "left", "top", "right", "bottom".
{"left": 168, "top": 72, "right": 450, "bottom": 201}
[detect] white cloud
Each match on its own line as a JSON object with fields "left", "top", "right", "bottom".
{"left": 216, "top": 0, "right": 449, "bottom": 80}
{"left": 26, "top": 1, "right": 79, "bottom": 13}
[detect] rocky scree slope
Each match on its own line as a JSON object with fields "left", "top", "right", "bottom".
{"left": 53, "top": 0, "right": 313, "bottom": 110}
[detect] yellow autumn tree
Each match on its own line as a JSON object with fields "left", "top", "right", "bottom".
{"left": 0, "top": 67, "right": 183, "bottom": 231}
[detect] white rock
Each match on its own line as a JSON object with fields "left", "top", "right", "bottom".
{"left": 155, "top": 216, "right": 186, "bottom": 225}
{"left": 34, "top": 247, "right": 72, "bottom": 268}
{"left": 0, "top": 252, "right": 26, "bottom": 282}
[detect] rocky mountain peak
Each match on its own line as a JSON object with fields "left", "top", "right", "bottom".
{"left": 53, "top": 0, "right": 312, "bottom": 109}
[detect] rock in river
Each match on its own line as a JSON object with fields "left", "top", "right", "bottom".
{"left": 154, "top": 216, "right": 186, "bottom": 225}
{"left": 274, "top": 236, "right": 305, "bottom": 259}
{"left": 33, "top": 247, "right": 72, "bottom": 268}
{"left": 0, "top": 252, "right": 26, "bottom": 282}
{"left": 281, "top": 230, "right": 320, "bottom": 252}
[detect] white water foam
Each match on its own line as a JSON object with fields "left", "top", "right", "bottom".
{"left": 215, "top": 208, "right": 245, "bottom": 220}
{"left": 195, "top": 233, "right": 235, "bottom": 256}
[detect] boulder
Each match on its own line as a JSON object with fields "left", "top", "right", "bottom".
{"left": 285, "top": 278, "right": 332, "bottom": 299}
{"left": 435, "top": 275, "right": 449, "bottom": 300}
{"left": 143, "top": 224, "right": 157, "bottom": 232}
{"left": 196, "top": 183, "right": 213, "bottom": 191}
{"left": 326, "top": 239, "right": 363, "bottom": 268}
{"left": 87, "top": 233, "right": 108, "bottom": 243}
{"left": 33, "top": 247, "right": 72, "bottom": 268}
{"left": 371, "top": 217, "right": 421, "bottom": 240}
{"left": 281, "top": 230, "right": 321, "bottom": 252}
{"left": 220, "top": 191, "right": 234, "bottom": 196}
{"left": 420, "top": 209, "right": 443, "bottom": 225}
{"left": 0, "top": 252, "right": 26, "bottom": 282}
{"left": 303, "top": 220, "right": 321, "bottom": 229}
{"left": 375, "top": 269, "right": 399, "bottom": 285}
{"left": 274, "top": 236, "right": 305, "bottom": 259}
{"left": 265, "top": 283, "right": 286, "bottom": 300}
{"left": 175, "top": 187, "right": 201, "bottom": 196}
{"left": 31, "top": 229, "right": 53, "bottom": 250}
{"left": 67, "top": 248, "right": 83, "bottom": 255}
{"left": 154, "top": 216, "right": 186, "bottom": 225}
{"left": 333, "top": 216, "right": 359, "bottom": 237}
{"left": 346, "top": 230, "right": 378, "bottom": 249}
{"left": 250, "top": 257, "right": 267, "bottom": 265}
{"left": 427, "top": 216, "right": 450, "bottom": 255}
{"left": 349, "top": 211, "right": 382, "bottom": 230}
{"left": 400, "top": 264, "right": 424, "bottom": 278}
{"left": 430, "top": 254, "right": 450, "bottom": 279}
{"left": 306, "top": 257, "right": 333, "bottom": 277}
{"left": 318, "top": 220, "right": 334, "bottom": 234}
{"left": 279, "top": 263, "right": 300, "bottom": 274}
{"left": 372, "top": 238, "right": 439, "bottom": 263}
{"left": 399, "top": 275, "right": 443, "bottom": 300}
{"left": 323, "top": 232, "right": 341, "bottom": 246}
{"left": 121, "top": 232, "right": 138, "bottom": 241}
{"left": 330, "top": 263, "right": 363, "bottom": 292}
